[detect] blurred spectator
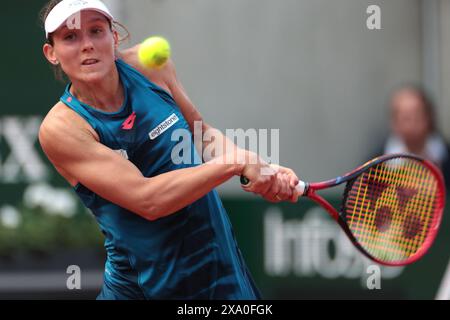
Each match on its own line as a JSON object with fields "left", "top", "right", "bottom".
{"left": 383, "top": 85, "right": 450, "bottom": 187}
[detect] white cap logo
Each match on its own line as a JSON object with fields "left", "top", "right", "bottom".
{"left": 68, "top": 0, "right": 89, "bottom": 7}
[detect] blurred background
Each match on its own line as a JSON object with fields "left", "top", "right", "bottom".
{"left": 0, "top": 0, "right": 449, "bottom": 299}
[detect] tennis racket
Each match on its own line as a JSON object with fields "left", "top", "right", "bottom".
{"left": 241, "top": 154, "right": 446, "bottom": 266}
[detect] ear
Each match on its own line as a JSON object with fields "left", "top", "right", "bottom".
{"left": 113, "top": 29, "right": 119, "bottom": 50}
{"left": 43, "top": 43, "right": 59, "bottom": 65}
{"left": 112, "top": 30, "right": 120, "bottom": 60}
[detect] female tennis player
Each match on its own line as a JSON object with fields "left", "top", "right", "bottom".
{"left": 39, "top": 0, "right": 299, "bottom": 299}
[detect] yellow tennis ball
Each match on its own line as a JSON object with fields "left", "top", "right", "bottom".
{"left": 138, "top": 36, "right": 171, "bottom": 69}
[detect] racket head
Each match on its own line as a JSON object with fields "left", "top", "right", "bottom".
{"left": 337, "top": 154, "right": 445, "bottom": 266}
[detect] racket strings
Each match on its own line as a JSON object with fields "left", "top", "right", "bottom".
{"left": 343, "top": 157, "right": 440, "bottom": 263}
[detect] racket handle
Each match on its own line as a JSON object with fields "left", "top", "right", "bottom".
{"left": 296, "top": 180, "right": 307, "bottom": 195}
{"left": 240, "top": 176, "right": 307, "bottom": 196}
{"left": 240, "top": 176, "right": 250, "bottom": 185}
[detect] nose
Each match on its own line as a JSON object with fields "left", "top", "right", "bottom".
{"left": 80, "top": 34, "right": 95, "bottom": 53}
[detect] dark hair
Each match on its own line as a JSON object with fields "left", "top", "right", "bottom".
{"left": 390, "top": 84, "right": 437, "bottom": 134}
{"left": 39, "top": 0, "right": 130, "bottom": 82}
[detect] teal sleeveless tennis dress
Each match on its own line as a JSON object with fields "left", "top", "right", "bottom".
{"left": 60, "top": 59, "right": 261, "bottom": 300}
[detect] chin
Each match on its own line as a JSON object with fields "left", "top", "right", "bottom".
{"left": 69, "top": 61, "right": 116, "bottom": 84}
{"left": 80, "top": 70, "right": 108, "bottom": 83}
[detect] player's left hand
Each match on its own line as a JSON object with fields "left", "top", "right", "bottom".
{"left": 260, "top": 164, "right": 300, "bottom": 203}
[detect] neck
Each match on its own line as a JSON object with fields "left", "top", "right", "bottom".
{"left": 70, "top": 66, "right": 124, "bottom": 113}
{"left": 405, "top": 138, "right": 427, "bottom": 156}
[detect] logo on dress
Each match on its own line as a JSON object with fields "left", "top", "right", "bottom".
{"left": 149, "top": 113, "right": 179, "bottom": 140}
{"left": 122, "top": 112, "right": 137, "bottom": 130}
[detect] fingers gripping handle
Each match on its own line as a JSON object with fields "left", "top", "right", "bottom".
{"left": 240, "top": 176, "right": 308, "bottom": 196}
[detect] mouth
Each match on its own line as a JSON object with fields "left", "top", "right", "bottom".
{"left": 81, "top": 59, "right": 100, "bottom": 66}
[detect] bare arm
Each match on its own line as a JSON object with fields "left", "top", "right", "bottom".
{"left": 39, "top": 105, "right": 244, "bottom": 221}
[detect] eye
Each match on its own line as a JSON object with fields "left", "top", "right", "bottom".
{"left": 92, "top": 27, "right": 103, "bottom": 35}
{"left": 64, "top": 33, "right": 76, "bottom": 41}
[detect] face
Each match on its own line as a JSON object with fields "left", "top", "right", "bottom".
{"left": 43, "top": 10, "right": 118, "bottom": 83}
{"left": 390, "top": 89, "right": 431, "bottom": 146}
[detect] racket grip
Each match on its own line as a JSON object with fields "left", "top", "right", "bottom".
{"left": 240, "top": 176, "right": 250, "bottom": 185}
{"left": 240, "top": 176, "right": 307, "bottom": 196}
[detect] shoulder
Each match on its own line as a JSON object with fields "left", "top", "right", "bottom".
{"left": 119, "top": 45, "right": 175, "bottom": 93}
{"left": 39, "top": 102, "right": 99, "bottom": 158}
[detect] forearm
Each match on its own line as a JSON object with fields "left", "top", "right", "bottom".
{"left": 201, "top": 124, "right": 245, "bottom": 163}
{"left": 142, "top": 162, "right": 243, "bottom": 220}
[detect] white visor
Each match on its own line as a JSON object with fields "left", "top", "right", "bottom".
{"left": 45, "top": 0, "right": 114, "bottom": 39}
